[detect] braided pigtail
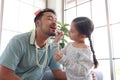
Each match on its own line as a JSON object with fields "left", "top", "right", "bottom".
{"left": 88, "top": 36, "right": 98, "bottom": 68}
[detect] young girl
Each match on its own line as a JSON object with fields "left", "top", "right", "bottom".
{"left": 53, "top": 17, "right": 98, "bottom": 80}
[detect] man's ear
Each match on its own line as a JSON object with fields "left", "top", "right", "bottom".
{"left": 35, "top": 20, "right": 41, "bottom": 27}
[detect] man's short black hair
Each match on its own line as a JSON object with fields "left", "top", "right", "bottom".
{"left": 34, "top": 8, "right": 56, "bottom": 22}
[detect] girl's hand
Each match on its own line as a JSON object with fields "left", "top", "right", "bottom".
{"left": 92, "top": 72, "right": 97, "bottom": 80}
{"left": 54, "top": 51, "right": 63, "bottom": 61}
{"left": 54, "top": 30, "right": 64, "bottom": 43}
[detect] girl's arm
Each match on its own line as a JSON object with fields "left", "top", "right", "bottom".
{"left": 53, "top": 30, "right": 63, "bottom": 55}
{"left": 54, "top": 30, "right": 63, "bottom": 43}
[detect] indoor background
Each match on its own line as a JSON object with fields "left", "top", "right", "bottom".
{"left": 0, "top": 0, "right": 120, "bottom": 80}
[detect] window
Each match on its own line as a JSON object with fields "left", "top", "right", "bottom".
{"left": 0, "top": 0, "right": 46, "bottom": 55}
{"left": 77, "top": 2, "right": 91, "bottom": 18}
{"left": 64, "top": 0, "right": 76, "bottom": 9}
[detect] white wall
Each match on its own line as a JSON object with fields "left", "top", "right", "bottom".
{"left": 0, "top": 0, "right": 4, "bottom": 51}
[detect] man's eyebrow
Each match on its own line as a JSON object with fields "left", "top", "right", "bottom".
{"left": 47, "top": 16, "right": 57, "bottom": 20}
{"left": 47, "top": 15, "right": 52, "bottom": 17}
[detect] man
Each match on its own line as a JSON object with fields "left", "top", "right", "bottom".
{"left": 0, "top": 8, "right": 66, "bottom": 80}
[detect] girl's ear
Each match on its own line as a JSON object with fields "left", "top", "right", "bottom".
{"left": 80, "top": 34, "right": 86, "bottom": 38}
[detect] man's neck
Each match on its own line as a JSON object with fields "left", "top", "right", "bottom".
{"left": 36, "top": 34, "right": 48, "bottom": 48}
{"left": 36, "top": 34, "right": 49, "bottom": 48}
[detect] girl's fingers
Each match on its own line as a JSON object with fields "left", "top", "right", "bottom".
{"left": 55, "top": 52, "right": 63, "bottom": 61}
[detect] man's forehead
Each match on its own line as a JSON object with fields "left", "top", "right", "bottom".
{"left": 43, "top": 12, "right": 56, "bottom": 18}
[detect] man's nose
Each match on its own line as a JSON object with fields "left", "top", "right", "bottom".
{"left": 52, "top": 23, "right": 57, "bottom": 27}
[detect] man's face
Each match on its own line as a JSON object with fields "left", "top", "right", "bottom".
{"left": 36, "top": 12, "right": 57, "bottom": 36}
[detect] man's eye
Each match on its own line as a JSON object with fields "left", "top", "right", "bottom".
{"left": 48, "top": 17, "right": 52, "bottom": 20}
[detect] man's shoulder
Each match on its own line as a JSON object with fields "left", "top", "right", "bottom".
{"left": 14, "top": 32, "right": 31, "bottom": 39}
{"left": 9, "top": 32, "right": 32, "bottom": 45}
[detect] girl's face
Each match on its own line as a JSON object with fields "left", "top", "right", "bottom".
{"left": 69, "top": 22, "right": 80, "bottom": 41}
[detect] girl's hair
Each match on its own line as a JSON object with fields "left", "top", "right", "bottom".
{"left": 34, "top": 8, "right": 56, "bottom": 22}
{"left": 72, "top": 17, "right": 98, "bottom": 68}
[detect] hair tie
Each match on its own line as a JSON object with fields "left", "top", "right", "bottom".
{"left": 34, "top": 9, "right": 43, "bottom": 16}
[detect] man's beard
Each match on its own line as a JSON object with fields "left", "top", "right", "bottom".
{"left": 40, "top": 23, "right": 56, "bottom": 36}
{"left": 49, "top": 30, "right": 56, "bottom": 36}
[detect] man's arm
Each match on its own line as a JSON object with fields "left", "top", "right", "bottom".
{"left": 0, "top": 65, "right": 21, "bottom": 80}
{"left": 52, "top": 69, "right": 67, "bottom": 80}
